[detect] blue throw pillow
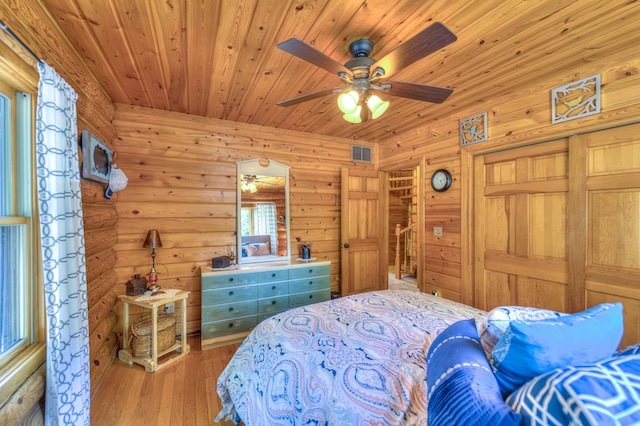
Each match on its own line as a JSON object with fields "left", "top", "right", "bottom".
{"left": 426, "top": 319, "right": 521, "bottom": 426}
{"left": 491, "top": 303, "right": 624, "bottom": 397}
{"left": 507, "top": 354, "right": 640, "bottom": 425}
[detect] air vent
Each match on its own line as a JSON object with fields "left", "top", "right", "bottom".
{"left": 351, "top": 145, "right": 372, "bottom": 162}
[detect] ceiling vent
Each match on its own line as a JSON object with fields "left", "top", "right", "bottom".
{"left": 351, "top": 145, "right": 372, "bottom": 162}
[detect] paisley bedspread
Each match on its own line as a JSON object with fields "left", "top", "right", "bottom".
{"left": 215, "top": 290, "right": 486, "bottom": 425}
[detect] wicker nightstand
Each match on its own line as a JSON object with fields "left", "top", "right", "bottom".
{"left": 118, "top": 290, "right": 190, "bottom": 372}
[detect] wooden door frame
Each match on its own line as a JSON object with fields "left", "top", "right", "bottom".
{"left": 379, "top": 157, "right": 425, "bottom": 292}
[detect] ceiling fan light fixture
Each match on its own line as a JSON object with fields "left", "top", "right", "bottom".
{"left": 343, "top": 106, "right": 362, "bottom": 123}
{"left": 367, "top": 95, "right": 390, "bottom": 119}
{"left": 337, "top": 91, "right": 359, "bottom": 114}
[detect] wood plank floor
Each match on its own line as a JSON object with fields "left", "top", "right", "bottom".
{"left": 91, "top": 335, "right": 240, "bottom": 425}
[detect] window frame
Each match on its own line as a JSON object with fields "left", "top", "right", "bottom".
{"left": 0, "top": 40, "right": 45, "bottom": 408}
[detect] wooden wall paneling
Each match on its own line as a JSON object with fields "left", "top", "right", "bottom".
{"left": 113, "top": 105, "right": 375, "bottom": 331}
{"left": 0, "top": 1, "right": 117, "bottom": 140}
{"left": 1, "top": 0, "right": 123, "bottom": 406}
{"left": 0, "top": 365, "right": 45, "bottom": 425}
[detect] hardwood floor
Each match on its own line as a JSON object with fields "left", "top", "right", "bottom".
{"left": 91, "top": 335, "right": 240, "bottom": 425}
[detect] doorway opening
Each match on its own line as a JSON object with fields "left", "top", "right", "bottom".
{"left": 387, "top": 168, "right": 420, "bottom": 290}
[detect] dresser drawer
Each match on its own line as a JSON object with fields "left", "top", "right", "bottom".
{"left": 202, "top": 285, "right": 258, "bottom": 307}
{"left": 257, "top": 295, "right": 289, "bottom": 315}
{"left": 258, "top": 281, "right": 289, "bottom": 298}
{"left": 257, "top": 269, "right": 288, "bottom": 283}
{"left": 289, "top": 275, "right": 330, "bottom": 294}
{"left": 288, "top": 265, "right": 330, "bottom": 280}
{"left": 201, "top": 316, "right": 257, "bottom": 340}
{"left": 202, "top": 300, "right": 257, "bottom": 323}
{"left": 289, "top": 290, "right": 330, "bottom": 308}
{"left": 202, "top": 272, "right": 257, "bottom": 290}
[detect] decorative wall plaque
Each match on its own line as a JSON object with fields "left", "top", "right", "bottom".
{"left": 460, "top": 112, "right": 487, "bottom": 146}
{"left": 552, "top": 74, "right": 601, "bottom": 124}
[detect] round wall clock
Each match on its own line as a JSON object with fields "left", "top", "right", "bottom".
{"left": 431, "top": 169, "right": 452, "bottom": 192}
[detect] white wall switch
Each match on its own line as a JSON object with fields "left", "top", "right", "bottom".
{"left": 433, "top": 226, "right": 443, "bottom": 237}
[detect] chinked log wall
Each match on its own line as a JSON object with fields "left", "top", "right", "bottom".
{"left": 112, "top": 104, "right": 375, "bottom": 336}
{"left": 0, "top": 0, "right": 120, "bottom": 420}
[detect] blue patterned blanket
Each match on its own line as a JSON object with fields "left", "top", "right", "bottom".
{"left": 215, "top": 290, "right": 486, "bottom": 425}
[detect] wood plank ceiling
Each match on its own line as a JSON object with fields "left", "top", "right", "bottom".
{"left": 41, "top": 0, "right": 640, "bottom": 141}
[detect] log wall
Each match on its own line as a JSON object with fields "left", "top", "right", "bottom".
{"left": 0, "top": 0, "right": 120, "bottom": 418}
{"left": 112, "top": 104, "right": 375, "bottom": 334}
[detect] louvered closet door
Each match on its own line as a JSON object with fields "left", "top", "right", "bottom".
{"left": 473, "top": 139, "right": 570, "bottom": 312}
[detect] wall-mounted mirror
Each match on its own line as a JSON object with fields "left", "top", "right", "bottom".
{"left": 236, "top": 159, "right": 290, "bottom": 264}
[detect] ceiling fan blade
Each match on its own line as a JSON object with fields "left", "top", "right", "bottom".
{"left": 276, "top": 87, "right": 337, "bottom": 107}
{"left": 372, "top": 22, "right": 457, "bottom": 78}
{"left": 386, "top": 81, "right": 453, "bottom": 103}
{"left": 278, "top": 38, "right": 351, "bottom": 76}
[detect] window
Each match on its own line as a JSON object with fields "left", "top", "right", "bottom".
{"left": 0, "top": 43, "right": 44, "bottom": 406}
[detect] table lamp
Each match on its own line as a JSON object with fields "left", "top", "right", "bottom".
{"left": 143, "top": 229, "right": 162, "bottom": 285}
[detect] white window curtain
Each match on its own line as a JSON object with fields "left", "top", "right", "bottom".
{"left": 255, "top": 203, "right": 278, "bottom": 254}
{"left": 37, "top": 62, "right": 90, "bottom": 425}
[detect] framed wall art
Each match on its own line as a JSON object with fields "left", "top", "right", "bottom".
{"left": 552, "top": 74, "right": 601, "bottom": 124}
{"left": 81, "top": 129, "right": 112, "bottom": 183}
{"left": 460, "top": 112, "right": 487, "bottom": 146}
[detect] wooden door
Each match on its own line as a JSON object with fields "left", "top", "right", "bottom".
{"left": 571, "top": 125, "right": 640, "bottom": 347}
{"left": 473, "top": 140, "right": 570, "bottom": 313}
{"left": 472, "top": 124, "right": 640, "bottom": 347}
{"left": 340, "top": 168, "right": 387, "bottom": 296}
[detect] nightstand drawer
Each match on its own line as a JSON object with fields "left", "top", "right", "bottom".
{"left": 288, "top": 265, "right": 330, "bottom": 280}
{"left": 202, "top": 301, "right": 257, "bottom": 322}
{"left": 202, "top": 285, "right": 258, "bottom": 306}
{"left": 257, "top": 269, "right": 288, "bottom": 283}
{"left": 201, "top": 316, "right": 257, "bottom": 340}
{"left": 257, "top": 295, "right": 289, "bottom": 315}
{"left": 202, "top": 272, "right": 257, "bottom": 290}
{"left": 289, "top": 275, "right": 330, "bottom": 294}
{"left": 289, "top": 290, "right": 330, "bottom": 308}
{"left": 258, "top": 281, "right": 288, "bottom": 298}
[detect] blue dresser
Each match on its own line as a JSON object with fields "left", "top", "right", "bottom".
{"left": 201, "top": 261, "right": 330, "bottom": 349}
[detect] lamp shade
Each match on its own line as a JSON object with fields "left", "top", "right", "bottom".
{"left": 367, "top": 95, "right": 390, "bottom": 119}
{"left": 143, "top": 229, "right": 163, "bottom": 249}
{"left": 337, "top": 91, "right": 359, "bottom": 114}
{"left": 343, "top": 106, "right": 362, "bottom": 123}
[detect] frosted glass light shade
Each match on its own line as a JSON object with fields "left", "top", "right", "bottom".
{"left": 343, "top": 106, "right": 362, "bottom": 123}
{"left": 337, "top": 91, "right": 359, "bottom": 114}
{"left": 367, "top": 95, "right": 390, "bottom": 119}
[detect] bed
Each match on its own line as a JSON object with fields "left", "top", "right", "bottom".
{"left": 215, "top": 290, "right": 485, "bottom": 425}
{"left": 215, "top": 289, "right": 640, "bottom": 425}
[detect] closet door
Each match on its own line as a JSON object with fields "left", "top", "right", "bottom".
{"left": 473, "top": 139, "right": 570, "bottom": 313}
{"left": 571, "top": 124, "right": 640, "bottom": 347}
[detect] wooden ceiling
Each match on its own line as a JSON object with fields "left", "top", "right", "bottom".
{"left": 41, "top": 0, "right": 638, "bottom": 141}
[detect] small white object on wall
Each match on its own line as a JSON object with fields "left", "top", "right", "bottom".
{"left": 552, "top": 74, "right": 601, "bottom": 124}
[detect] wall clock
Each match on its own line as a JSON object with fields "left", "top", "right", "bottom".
{"left": 431, "top": 169, "right": 452, "bottom": 192}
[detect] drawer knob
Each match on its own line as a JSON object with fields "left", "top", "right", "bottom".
{"left": 229, "top": 291, "right": 234, "bottom": 296}
{"left": 228, "top": 307, "right": 234, "bottom": 312}
{"left": 309, "top": 295, "right": 313, "bottom": 299}
{"left": 308, "top": 269, "right": 313, "bottom": 273}
{"left": 272, "top": 285, "right": 276, "bottom": 290}
{"left": 229, "top": 278, "right": 234, "bottom": 282}
{"left": 228, "top": 323, "right": 234, "bottom": 328}
{"left": 271, "top": 273, "right": 276, "bottom": 277}
{"left": 271, "top": 300, "right": 276, "bottom": 305}
{"left": 308, "top": 281, "right": 313, "bottom": 285}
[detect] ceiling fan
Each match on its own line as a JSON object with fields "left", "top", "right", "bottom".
{"left": 276, "top": 22, "right": 457, "bottom": 123}
{"left": 241, "top": 174, "right": 279, "bottom": 193}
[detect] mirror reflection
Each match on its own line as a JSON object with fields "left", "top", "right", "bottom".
{"left": 236, "top": 159, "right": 290, "bottom": 264}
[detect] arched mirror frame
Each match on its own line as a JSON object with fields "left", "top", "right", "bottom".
{"left": 236, "top": 158, "right": 291, "bottom": 264}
